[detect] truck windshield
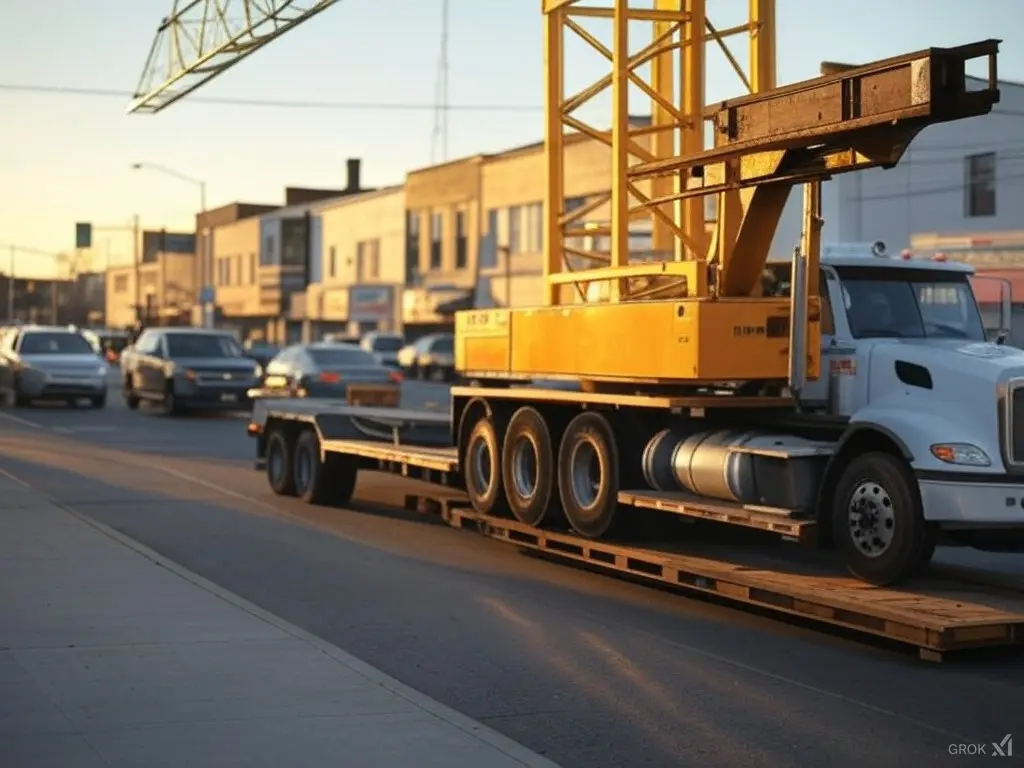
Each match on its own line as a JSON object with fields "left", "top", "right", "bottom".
{"left": 839, "top": 268, "right": 985, "bottom": 341}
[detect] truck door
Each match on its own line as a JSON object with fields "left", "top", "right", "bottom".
{"left": 800, "top": 268, "right": 847, "bottom": 408}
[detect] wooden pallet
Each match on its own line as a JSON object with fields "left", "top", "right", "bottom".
{"left": 404, "top": 491, "right": 1024, "bottom": 662}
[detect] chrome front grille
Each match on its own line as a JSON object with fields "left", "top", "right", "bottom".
{"left": 197, "top": 371, "right": 245, "bottom": 383}
{"left": 1006, "top": 378, "right": 1024, "bottom": 465}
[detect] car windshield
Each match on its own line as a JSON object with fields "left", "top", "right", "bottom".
{"left": 839, "top": 268, "right": 985, "bottom": 341}
{"left": 166, "top": 333, "right": 244, "bottom": 358}
{"left": 19, "top": 332, "right": 95, "bottom": 355}
{"left": 431, "top": 336, "right": 454, "bottom": 353}
{"left": 308, "top": 347, "right": 378, "bottom": 367}
{"left": 371, "top": 336, "right": 403, "bottom": 352}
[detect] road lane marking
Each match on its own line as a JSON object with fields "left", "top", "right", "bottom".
{"left": 0, "top": 412, "right": 45, "bottom": 429}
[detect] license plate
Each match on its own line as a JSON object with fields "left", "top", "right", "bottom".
{"left": 220, "top": 393, "right": 238, "bottom": 403}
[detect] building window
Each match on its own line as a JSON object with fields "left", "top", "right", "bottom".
{"left": 405, "top": 211, "right": 420, "bottom": 284}
{"left": 329, "top": 246, "right": 337, "bottom": 279}
{"left": 430, "top": 212, "right": 443, "bottom": 269}
{"left": 262, "top": 235, "right": 276, "bottom": 266}
{"left": 249, "top": 253, "right": 256, "bottom": 284}
{"left": 356, "top": 239, "right": 380, "bottom": 281}
{"left": 455, "top": 211, "right": 468, "bottom": 269}
{"left": 224, "top": 257, "right": 232, "bottom": 285}
{"left": 508, "top": 205, "right": 523, "bottom": 254}
{"left": 479, "top": 209, "right": 498, "bottom": 269}
{"left": 114, "top": 275, "right": 128, "bottom": 293}
{"left": 280, "top": 219, "right": 307, "bottom": 266}
{"left": 965, "top": 152, "right": 996, "bottom": 217}
{"left": 525, "top": 202, "right": 542, "bottom": 253}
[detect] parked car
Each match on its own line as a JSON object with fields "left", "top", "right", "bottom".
{"left": 0, "top": 325, "right": 108, "bottom": 408}
{"left": 258, "top": 342, "right": 402, "bottom": 406}
{"left": 243, "top": 339, "right": 280, "bottom": 369}
{"left": 360, "top": 331, "right": 404, "bottom": 368}
{"left": 396, "top": 333, "right": 455, "bottom": 381}
{"left": 121, "top": 327, "right": 261, "bottom": 415}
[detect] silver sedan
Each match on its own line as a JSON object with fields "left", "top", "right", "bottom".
{"left": 0, "top": 326, "right": 109, "bottom": 408}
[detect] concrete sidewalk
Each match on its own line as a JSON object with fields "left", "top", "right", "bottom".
{"left": 0, "top": 471, "right": 560, "bottom": 768}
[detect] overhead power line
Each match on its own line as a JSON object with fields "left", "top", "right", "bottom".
{"left": 0, "top": 83, "right": 543, "bottom": 113}
{"left": 3, "top": 81, "right": 1023, "bottom": 119}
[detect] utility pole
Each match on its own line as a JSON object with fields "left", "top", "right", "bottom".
{"left": 7, "top": 245, "right": 14, "bottom": 321}
{"left": 199, "top": 181, "right": 211, "bottom": 328}
{"left": 133, "top": 214, "right": 141, "bottom": 323}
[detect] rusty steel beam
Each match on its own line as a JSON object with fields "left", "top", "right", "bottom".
{"left": 630, "top": 39, "right": 1001, "bottom": 181}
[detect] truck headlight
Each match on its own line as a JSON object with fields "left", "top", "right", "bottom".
{"left": 930, "top": 443, "right": 991, "bottom": 467}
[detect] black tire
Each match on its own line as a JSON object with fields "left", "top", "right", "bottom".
{"left": 557, "top": 411, "right": 621, "bottom": 539}
{"left": 162, "top": 383, "right": 183, "bottom": 416}
{"left": 266, "top": 429, "right": 296, "bottom": 496}
{"left": 502, "top": 406, "right": 560, "bottom": 527}
{"left": 123, "top": 377, "right": 140, "bottom": 410}
{"left": 463, "top": 415, "right": 509, "bottom": 517}
{"left": 90, "top": 394, "right": 106, "bottom": 409}
{"left": 13, "top": 393, "right": 30, "bottom": 408}
{"left": 293, "top": 429, "right": 357, "bottom": 505}
{"left": 832, "top": 451, "right": 930, "bottom": 586}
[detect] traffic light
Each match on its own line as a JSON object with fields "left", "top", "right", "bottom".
{"left": 75, "top": 223, "right": 92, "bottom": 249}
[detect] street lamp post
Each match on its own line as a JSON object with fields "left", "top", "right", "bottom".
{"left": 131, "top": 162, "right": 209, "bottom": 327}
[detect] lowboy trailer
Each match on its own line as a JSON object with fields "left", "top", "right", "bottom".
{"left": 247, "top": 384, "right": 1024, "bottom": 662}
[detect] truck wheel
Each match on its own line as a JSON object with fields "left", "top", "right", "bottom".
{"left": 832, "top": 451, "right": 930, "bottom": 586}
{"left": 557, "top": 411, "right": 620, "bottom": 539}
{"left": 464, "top": 415, "right": 509, "bottom": 517}
{"left": 293, "top": 429, "right": 357, "bottom": 505}
{"left": 502, "top": 406, "right": 561, "bottom": 527}
{"left": 266, "top": 430, "right": 296, "bottom": 495}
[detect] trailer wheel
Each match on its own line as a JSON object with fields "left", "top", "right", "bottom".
{"left": 266, "top": 429, "right": 296, "bottom": 496}
{"left": 293, "top": 429, "right": 357, "bottom": 505}
{"left": 557, "top": 411, "right": 620, "bottom": 539}
{"left": 464, "top": 415, "right": 508, "bottom": 517}
{"left": 832, "top": 451, "right": 931, "bottom": 586}
{"left": 502, "top": 407, "right": 560, "bottom": 527}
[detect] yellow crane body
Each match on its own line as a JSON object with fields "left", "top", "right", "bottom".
{"left": 452, "top": 1, "right": 999, "bottom": 389}
{"left": 456, "top": 296, "right": 819, "bottom": 383}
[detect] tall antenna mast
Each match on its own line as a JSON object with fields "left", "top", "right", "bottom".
{"left": 430, "top": 0, "right": 450, "bottom": 163}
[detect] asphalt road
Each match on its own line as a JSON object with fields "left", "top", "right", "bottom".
{"left": 1, "top": 379, "right": 1022, "bottom": 767}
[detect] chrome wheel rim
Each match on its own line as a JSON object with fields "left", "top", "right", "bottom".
{"left": 469, "top": 434, "right": 492, "bottom": 493}
{"left": 847, "top": 480, "right": 896, "bottom": 558}
{"left": 569, "top": 438, "right": 601, "bottom": 510}
{"left": 510, "top": 436, "right": 538, "bottom": 500}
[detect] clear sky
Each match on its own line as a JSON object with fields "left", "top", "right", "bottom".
{"left": 1, "top": 0, "right": 1022, "bottom": 278}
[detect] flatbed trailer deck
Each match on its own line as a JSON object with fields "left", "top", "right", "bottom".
{"left": 250, "top": 399, "right": 1024, "bottom": 661}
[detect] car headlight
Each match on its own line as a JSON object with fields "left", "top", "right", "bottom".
{"left": 930, "top": 443, "right": 991, "bottom": 467}
{"left": 253, "top": 365, "right": 263, "bottom": 379}
{"left": 97, "top": 365, "right": 108, "bottom": 376}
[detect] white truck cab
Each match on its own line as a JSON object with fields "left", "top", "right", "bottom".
{"left": 770, "top": 242, "right": 1024, "bottom": 582}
